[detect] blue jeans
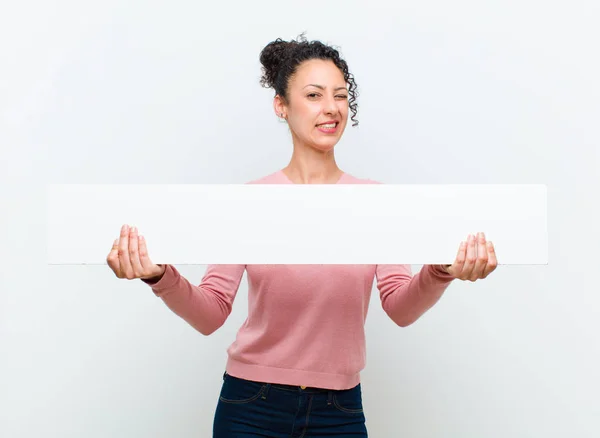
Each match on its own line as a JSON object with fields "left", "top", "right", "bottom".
{"left": 213, "top": 372, "right": 368, "bottom": 437}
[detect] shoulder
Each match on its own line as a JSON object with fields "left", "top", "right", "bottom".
{"left": 245, "top": 170, "right": 286, "bottom": 184}
{"left": 340, "top": 172, "right": 382, "bottom": 185}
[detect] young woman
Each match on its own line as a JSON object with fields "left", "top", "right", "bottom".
{"left": 107, "top": 34, "right": 497, "bottom": 437}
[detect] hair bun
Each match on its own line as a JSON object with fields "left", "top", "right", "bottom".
{"left": 259, "top": 38, "right": 290, "bottom": 89}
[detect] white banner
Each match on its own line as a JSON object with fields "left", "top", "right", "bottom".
{"left": 46, "top": 184, "right": 547, "bottom": 265}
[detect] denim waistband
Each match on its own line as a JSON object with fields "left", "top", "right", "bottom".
{"left": 270, "top": 382, "right": 330, "bottom": 393}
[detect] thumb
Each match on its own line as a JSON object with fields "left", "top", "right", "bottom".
{"left": 107, "top": 238, "right": 122, "bottom": 274}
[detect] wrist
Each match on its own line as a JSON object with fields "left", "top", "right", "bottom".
{"left": 142, "top": 264, "right": 166, "bottom": 282}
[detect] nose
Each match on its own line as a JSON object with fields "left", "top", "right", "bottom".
{"left": 323, "top": 95, "right": 338, "bottom": 116}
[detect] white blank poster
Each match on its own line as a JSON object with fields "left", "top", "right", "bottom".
{"left": 46, "top": 183, "right": 547, "bottom": 265}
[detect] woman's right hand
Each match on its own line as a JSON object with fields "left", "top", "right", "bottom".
{"left": 107, "top": 224, "right": 166, "bottom": 281}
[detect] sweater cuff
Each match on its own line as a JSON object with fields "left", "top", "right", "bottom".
{"left": 141, "top": 264, "right": 180, "bottom": 294}
{"left": 427, "top": 264, "right": 456, "bottom": 282}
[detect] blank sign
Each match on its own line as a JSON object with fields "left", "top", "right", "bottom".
{"left": 46, "top": 184, "right": 547, "bottom": 265}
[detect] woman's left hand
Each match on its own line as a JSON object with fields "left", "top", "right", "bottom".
{"left": 441, "top": 232, "right": 497, "bottom": 281}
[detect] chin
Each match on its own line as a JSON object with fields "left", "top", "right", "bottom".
{"left": 312, "top": 133, "right": 343, "bottom": 151}
{"left": 312, "top": 139, "right": 339, "bottom": 153}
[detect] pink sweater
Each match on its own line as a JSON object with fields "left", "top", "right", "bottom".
{"left": 144, "top": 170, "right": 455, "bottom": 390}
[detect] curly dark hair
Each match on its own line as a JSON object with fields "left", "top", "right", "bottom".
{"left": 259, "top": 32, "right": 359, "bottom": 127}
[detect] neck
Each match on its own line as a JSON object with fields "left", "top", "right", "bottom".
{"left": 282, "top": 143, "right": 342, "bottom": 184}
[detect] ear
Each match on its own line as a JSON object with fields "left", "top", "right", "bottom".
{"left": 273, "top": 95, "right": 287, "bottom": 119}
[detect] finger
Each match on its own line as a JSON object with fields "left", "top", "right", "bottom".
{"left": 118, "top": 224, "right": 134, "bottom": 279}
{"left": 447, "top": 240, "right": 466, "bottom": 276}
{"left": 471, "top": 232, "right": 489, "bottom": 280}
{"left": 138, "top": 234, "right": 154, "bottom": 270}
{"left": 462, "top": 234, "right": 477, "bottom": 280}
{"left": 128, "top": 226, "right": 144, "bottom": 277}
{"left": 483, "top": 241, "right": 498, "bottom": 277}
{"left": 106, "top": 238, "right": 121, "bottom": 276}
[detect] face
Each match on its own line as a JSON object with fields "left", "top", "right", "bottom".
{"left": 275, "top": 59, "right": 349, "bottom": 153}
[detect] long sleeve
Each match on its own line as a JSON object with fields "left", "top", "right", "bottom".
{"left": 376, "top": 264, "right": 455, "bottom": 327}
{"left": 142, "top": 264, "right": 246, "bottom": 335}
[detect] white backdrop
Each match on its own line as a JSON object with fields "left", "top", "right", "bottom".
{"left": 1, "top": 1, "right": 599, "bottom": 437}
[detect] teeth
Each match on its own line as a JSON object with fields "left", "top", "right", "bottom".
{"left": 319, "top": 123, "right": 336, "bottom": 128}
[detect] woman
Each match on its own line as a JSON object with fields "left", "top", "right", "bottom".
{"left": 107, "top": 34, "right": 497, "bottom": 437}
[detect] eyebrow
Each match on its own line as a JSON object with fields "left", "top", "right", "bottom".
{"left": 303, "top": 84, "right": 347, "bottom": 91}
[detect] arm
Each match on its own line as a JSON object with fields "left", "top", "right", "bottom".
{"left": 142, "top": 264, "right": 246, "bottom": 336}
{"left": 376, "top": 233, "right": 499, "bottom": 326}
{"left": 376, "top": 264, "right": 455, "bottom": 327}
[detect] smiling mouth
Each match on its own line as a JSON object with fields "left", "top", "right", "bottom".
{"left": 316, "top": 122, "right": 338, "bottom": 128}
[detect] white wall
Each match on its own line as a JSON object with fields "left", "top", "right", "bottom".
{"left": 2, "top": 1, "right": 599, "bottom": 437}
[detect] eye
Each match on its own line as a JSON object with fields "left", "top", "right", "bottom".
{"left": 336, "top": 95, "right": 348, "bottom": 99}
{"left": 307, "top": 93, "right": 320, "bottom": 98}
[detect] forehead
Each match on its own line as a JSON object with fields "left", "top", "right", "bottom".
{"left": 290, "top": 59, "right": 346, "bottom": 89}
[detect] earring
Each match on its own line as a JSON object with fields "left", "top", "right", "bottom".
{"left": 278, "top": 112, "right": 286, "bottom": 123}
